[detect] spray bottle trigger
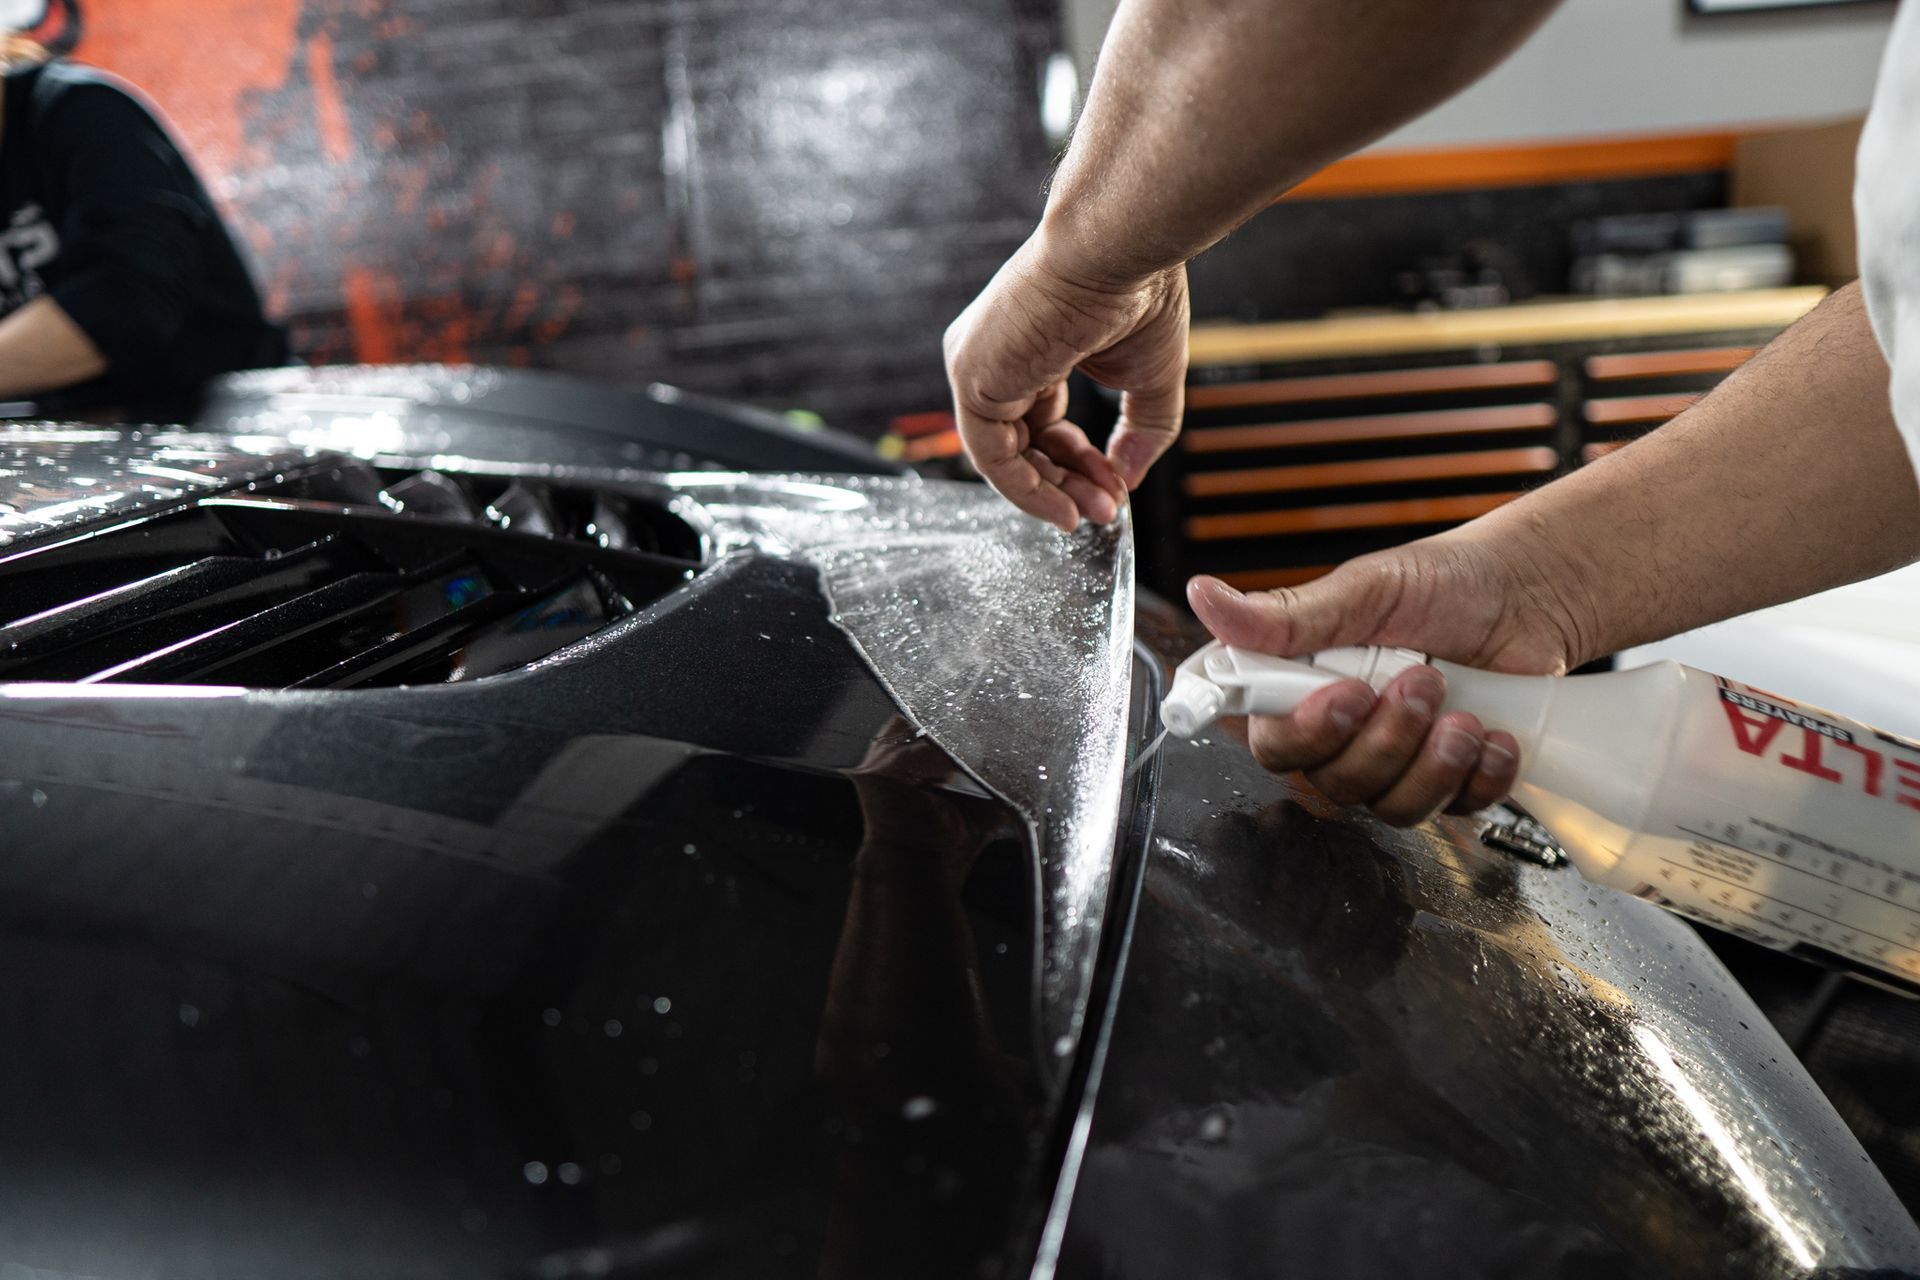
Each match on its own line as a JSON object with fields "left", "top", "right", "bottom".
{"left": 1201, "top": 645, "right": 1349, "bottom": 717}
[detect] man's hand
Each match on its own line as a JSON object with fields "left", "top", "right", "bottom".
{"left": 944, "top": 231, "right": 1189, "bottom": 533}
{"left": 1186, "top": 527, "right": 1596, "bottom": 826}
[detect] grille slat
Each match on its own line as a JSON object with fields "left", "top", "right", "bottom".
{"left": 0, "top": 540, "right": 375, "bottom": 678}
{"left": 86, "top": 563, "right": 474, "bottom": 686}
{"left": 294, "top": 576, "right": 613, "bottom": 690}
{"left": 0, "top": 461, "right": 702, "bottom": 689}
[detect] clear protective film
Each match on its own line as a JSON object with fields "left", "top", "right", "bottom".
{"left": 658, "top": 473, "right": 1137, "bottom": 1075}
{"left": 0, "top": 428, "right": 308, "bottom": 547}
{"left": 0, "top": 417, "right": 1141, "bottom": 1080}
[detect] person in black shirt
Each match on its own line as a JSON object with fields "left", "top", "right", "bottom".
{"left": 0, "top": 48, "right": 288, "bottom": 420}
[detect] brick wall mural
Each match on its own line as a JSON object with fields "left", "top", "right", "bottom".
{"left": 63, "top": 0, "right": 1059, "bottom": 432}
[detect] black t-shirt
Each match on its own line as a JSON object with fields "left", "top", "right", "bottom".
{"left": 0, "top": 60, "right": 288, "bottom": 418}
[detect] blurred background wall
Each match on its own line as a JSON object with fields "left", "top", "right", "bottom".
{"left": 69, "top": 0, "right": 1061, "bottom": 433}
{"left": 51, "top": 0, "right": 1901, "bottom": 433}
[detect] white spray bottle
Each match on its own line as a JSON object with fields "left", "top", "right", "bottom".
{"left": 1162, "top": 642, "right": 1920, "bottom": 992}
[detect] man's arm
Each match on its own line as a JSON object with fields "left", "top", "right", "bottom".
{"left": 1478, "top": 282, "right": 1919, "bottom": 657}
{"left": 1190, "top": 282, "right": 1920, "bottom": 825}
{"left": 40, "top": 80, "right": 209, "bottom": 388}
{"left": 0, "top": 296, "right": 107, "bottom": 398}
{"left": 945, "top": 0, "right": 1564, "bottom": 530}
{"left": 1048, "top": 0, "right": 1564, "bottom": 285}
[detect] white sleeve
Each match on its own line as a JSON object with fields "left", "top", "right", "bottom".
{"left": 1856, "top": 1, "right": 1920, "bottom": 481}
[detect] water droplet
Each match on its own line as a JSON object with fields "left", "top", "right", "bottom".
{"left": 902, "top": 1095, "right": 937, "bottom": 1120}
{"left": 653, "top": 996, "right": 672, "bottom": 1015}
{"left": 1053, "top": 1034, "right": 1074, "bottom": 1057}
{"left": 604, "top": 1019, "right": 623, "bottom": 1038}
{"left": 523, "top": 1161, "right": 549, "bottom": 1185}
{"left": 542, "top": 1007, "right": 562, "bottom": 1027}
{"left": 630, "top": 1110, "right": 653, "bottom": 1131}
{"left": 557, "top": 1162, "right": 582, "bottom": 1186}
{"left": 178, "top": 1003, "right": 200, "bottom": 1027}
{"left": 29, "top": 789, "right": 46, "bottom": 808}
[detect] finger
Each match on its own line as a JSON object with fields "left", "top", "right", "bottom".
{"left": 1246, "top": 678, "right": 1377, "bottom": 773}
{"left": 1107, "top": 376, "right": 1185, "bottom": 489}
{"left": 1187, "top": 570, "right": 1398, "bottom": 658}
{"left": 956, "top": 410, "right": 1080, "bottom": 532}
{"left": 1369, "top": 711, "right": 1486, "bottom": 827}
{"left": 1448, "top": 729, "right": 1522, "bottom": 815}
{"left": 1057, "top": 470, "right": 1118, "bottom": 526}
{"left": 1024, "top": 380, "right": 1070, "bottom": 432}
{"left": 1033, "top": 421, "right": 1126, "bottom": 504}
{"left": 1301, "top": 666, "right": 1446, "bottom": 806}
{"left": 1022, "top": 447, "right": 1069, "bottom": 487}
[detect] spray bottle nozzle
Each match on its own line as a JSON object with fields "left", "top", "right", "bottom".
{"left": 1158, "top": 642, "right": 1429, "bottom": 737}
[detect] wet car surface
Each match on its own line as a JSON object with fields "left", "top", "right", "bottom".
{"left": 0, "top": 366, "right": 1912, "bottom": 1279}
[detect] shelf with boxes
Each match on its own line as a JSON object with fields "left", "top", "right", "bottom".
{"left": 1135, "top": 286, "right": 1826, "bottom": 600}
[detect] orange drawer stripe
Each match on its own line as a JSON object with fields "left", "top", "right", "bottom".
{"left": 1582, "top": 393, "right": 1702, "bottom": 425}
{"left": 1186, "top": 360, "right": 1558, "bottom": 410}
{"left": 1283, "top": 130, "right": 1743, "bottom": 202}
{"left": 1186, "top": 492, "right": 1519, "bottom": 542}
{"left": 1184, "top": 403, "right": 1557, "bottom": 454}
{"left": 1184, "top": 445, "right": 1558, "bottom": 498}
{"left": 1584, "top": 347, "right": 1756, "bottom": 381}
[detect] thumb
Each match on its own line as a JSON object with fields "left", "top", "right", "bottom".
{"left": 1186, "top": 569, "right": 1397, "bottom": 658}
{"left": 1106, "top": 380, "right": 1184, "bottom": 490}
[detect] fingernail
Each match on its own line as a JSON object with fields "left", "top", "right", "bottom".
{"left": 1400, "top": 671, "right": 1445, "bottom": 719}
{"left": 1195, "top": 576, "right": 1242, "bottom": 603}
{"left": 1433, "top": 724, "right": 1478, "bottom": 768}
{"left": 1481, "top": 739, "right": 1519, "bottom": 775}
{"left": 1326, "top": 687, "right": 1374, "bottom": 733}
{"left": 1109, "top": 435, "right": 1157, "bottom": 487}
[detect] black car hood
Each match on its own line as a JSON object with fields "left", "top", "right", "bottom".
{"left": 0, "top": 366, "right": 1914, "bottom": 1280}
{"left": 0, "top": 410, "right": 1143, "bottom": 1279}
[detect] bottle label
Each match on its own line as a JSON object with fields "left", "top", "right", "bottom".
{"left": 1612, "top": 677, "right": 1920, "bottom": 987}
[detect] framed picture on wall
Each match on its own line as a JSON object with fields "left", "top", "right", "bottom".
{"left": 1689, "top": 0, "right": 1886, "bottom": 11}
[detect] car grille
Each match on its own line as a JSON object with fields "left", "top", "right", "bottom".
{"left": 0, "top": 459, "right": 703, "bottom": 688}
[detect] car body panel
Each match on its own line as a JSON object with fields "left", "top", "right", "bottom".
{"left": 0, "top": 366, "right": 1911, "bottom": 1279}
{"left": 1061, "top": 598, "right": 1920, "bottom": 1279}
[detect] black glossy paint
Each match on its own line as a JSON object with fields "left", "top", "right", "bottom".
{"left": 2, "top": 392, "right": 1917, "bottom": 1280}
{"left": 0, "top": 555, "right": 1084, "bottom": 1278}
{"left": 1062, "top": 600, "right": 1918, "bottom": 1279}
{"left": 200, "top": 366, "right": 908, "bottom": 478}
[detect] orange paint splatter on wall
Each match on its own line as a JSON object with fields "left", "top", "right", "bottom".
{"left": 341, "top": 266, "right": 401, "bottom": 364}
{"left": 306, "top": 30, "right": 355, "bottom": 166}
{"left": 73, "top": 0, "right": 302, "bottom": 185}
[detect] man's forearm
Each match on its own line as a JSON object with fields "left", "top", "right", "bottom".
{"left": 1466, "top": 283, "right": 1920, "bottom": 665}
{"left": 0, "top": 297, "right": 108, "bottom": 398}
{"left": 1042, "top": 0, "right": 1563, "bottom": 285}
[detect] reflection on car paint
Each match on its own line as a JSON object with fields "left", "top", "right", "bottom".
{"left": 644, "top": 473, "right": 1136, "bottom": 1078}
{"left": 3, "top": 377, "right": 1919, "bottom": 1277}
